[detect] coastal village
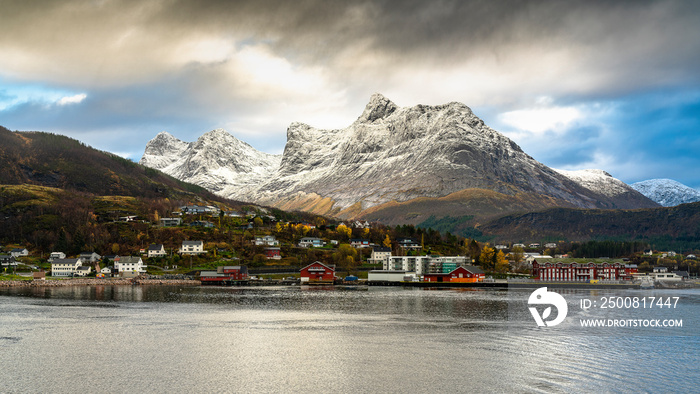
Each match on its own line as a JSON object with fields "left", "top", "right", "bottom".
{"left": 1, "top": 204, "right": 697, "bottom": 288}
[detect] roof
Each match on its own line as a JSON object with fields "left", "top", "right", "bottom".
{"left": 462, "top": 265, "right": 485, "bottom": 274}
{"left": 182, "top": 240, "right": 203, "bottom": 246}
{"left": 11, "top": 248, "right": 27, "bottom": 252}
{"left": 148, "top": 244, "right": 164, "bottom": 250}
{"left": 117, "top": 256, "right": 142, "bottom": 264}
{"left": 372, "top": 247, "right": 391, "bottom": 252}
{"left": 76, "top": 266, "right": 91, "bottom": 271}
{"left": 52, "top": 258, "right": 81, "bottom": 264}
{"left": 301, "top": 261, "right": 335, "bottom": 271}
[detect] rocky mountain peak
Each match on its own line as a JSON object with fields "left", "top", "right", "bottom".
{"left": 140, "top": 94, "right": 659, "bottom": 220}
{"left": 356, "top": 93, "right": 398, "bottom": 123}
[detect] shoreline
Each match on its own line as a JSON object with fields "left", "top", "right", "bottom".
{"left": 0, "top": 278, "right": 200, "bottom": 287}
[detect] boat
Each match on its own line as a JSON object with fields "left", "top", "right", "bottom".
{"left": 639, "top": 276, "right": 654, "bottom": 289}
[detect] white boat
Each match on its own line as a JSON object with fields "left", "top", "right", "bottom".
{"left": 639, "top": 276, "right": 654, "bottom": 289}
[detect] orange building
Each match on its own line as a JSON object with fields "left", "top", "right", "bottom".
{"left": 424, "top": 266, "right": 485, "bottom": 283}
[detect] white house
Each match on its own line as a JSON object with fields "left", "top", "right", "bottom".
{"left": 79, "top": 252, "right": 101, "bottom": 263}
{"left": 147, "top": 244, "right": 167, "bottom": 258}
{"left": 544, "top": 243, "right": 558, "bottom": 249}
{"left": 180, "top": 240, "right": 206, "bottom": 255}
{"left": 48, "top": 252, "right": 66, "bottom": 262}
{"left": 10, "top": 248, "right": 29, "bottom": 258}
{"left": 114, "top": 256, "right": 147, "bottom": 276}
{"left": 350, "top": 239, "right": 371, "bottom": 248}
{"left": 369, "top": 246, "right": 391, "bottom": 265}
{"left": 253, "top": 236, "right": 279, "bottom": 246}
{"left": 397, "top": 238, "right": 421, "bottom": 250}
{"left": 298, "top": 237, "right": 325, "bottom": 248}
{"left": 160, "top": 217, "right": 182, "bottom": 227}
{"left": 51, "top": 258, "right": 83, "bottom": 277}
{"left": 74, "top": 266, "right": 92, "bottom": 277}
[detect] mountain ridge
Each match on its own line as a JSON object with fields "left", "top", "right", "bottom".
{"left": 139, "top": 94, "right": 658, "bottom": 222}
{"left": 631, "top": 178, "right": 700, "bottom": 207}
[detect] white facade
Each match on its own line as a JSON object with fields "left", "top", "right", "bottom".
{"left": 180, "top": 241, "right": 205, "bottom": 255}
{"left": 148, "top": 244, "right": 167, "bottom": 258}
{"left": 254, "top": 236, "right": 279, "bottom": 246}
{"left": 651, "top": 272, "right": 682, "bottom": 282}
{"left": 369, "top": 248, "right": 391, "bottom": 265}
{"left": 368, "top": 270, "right": 416, "bottom": 282}
{"left": 385, "top": 255, "right": 469, "bottom": 275}
{"left": 74, "top": 266, "right": 92, "bottom": 277}
{"left": 10, "top": 248, "right": 29, "bottom": 258}
{"left": 48, "top": 252, "right": 66, "bottom": 262}
{"left": 51, "top": 258, "right": 83, "bottom": 277}
{"left": 114, "top": 256, "right": 147, "bottom": 275}
{"left": 298, "top": 237, "right": 325, "bottom": 248}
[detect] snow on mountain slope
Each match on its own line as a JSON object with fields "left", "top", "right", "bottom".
{"left": 140, "top": 94, "right": 658, "bottom": 216}
{"left": 139, "top": 129, "right": 281, "bottom": 198}
{"left": 631, "top": 179, "right": 700, "bottom": 207}
{"left": 553, "top": 169, "right": 632, "bottom": 198}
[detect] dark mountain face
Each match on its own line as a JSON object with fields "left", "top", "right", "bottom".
{"left": 0, "top": 126, "right": 214, "bottom": 200}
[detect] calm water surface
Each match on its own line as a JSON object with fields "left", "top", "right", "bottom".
{"left": 1, "top": 285, "right": 698, "bottom": 393}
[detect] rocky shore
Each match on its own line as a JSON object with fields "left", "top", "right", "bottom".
{"left": 0, "top": 278, "right": 200, "bottom": 287}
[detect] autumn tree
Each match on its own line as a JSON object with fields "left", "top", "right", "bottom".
{"left": 494, "top": 250, "right": 509, "bottom": 274}
{"left": 383, "top": 234, "right": 392, "bottom": 248}
{"left": 336, "top": 224, "right": 351, "bottom": 240}
{"left": 334, "top": 244, "right": 359, "bottom": 274}
{"left": 479, "top": 245, "right": 496, "bottom": 271}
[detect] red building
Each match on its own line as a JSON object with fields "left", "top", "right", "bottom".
{"left": 200, "top": 265, "right": 249, "bottom": 285}
{"left": 424, "top": 266, "right": 485, "bottom": 283}
{"left": 532, "top": 260, "right": 637, "bottom": 281}
{"left": 300, "top": 261, "right": 335, "bottom": 283}
{"left": 264, "top": 247, "right": 281, "bottom": 260}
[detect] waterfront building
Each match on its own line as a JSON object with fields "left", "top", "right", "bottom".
{"left": 424, "top": 266, "right": 485, "bottom": 283}
{"left": 74, "top": 266, "right": 92, "bottom": 277}
{"left": 300, "top": 262, "right": 335, "bottom": 282}
{"left": 51, "top": 258, "right": 83, "bottom": 277}
{"left": 368, "top": 270, "right": 417, "bottom": 282}
{"left": 114, "top": 256, "right": 147, "bottom": 277}
{"left": 532, "top": 260, "right": 637, "bottom": 281}
{"left": 200, "top": 266, "right": 249, "bottom": 285}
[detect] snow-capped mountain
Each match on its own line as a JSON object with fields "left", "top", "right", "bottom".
{"left": 630, "top": 179, "right": 700, "bottom": 207}
{"left": 140, "top": 94, "right": 658, "bottom": 219}
{"left": 139, "top": 128, "right": 281, "bottom": 198}
{"left": 554, "top": 169, "right": 646, "bottom": 199}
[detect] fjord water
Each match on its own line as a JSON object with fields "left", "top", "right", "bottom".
{"left": 1, "top": 286, "right": 698, "bottom": 393}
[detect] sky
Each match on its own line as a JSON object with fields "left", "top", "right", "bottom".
{"left": 1, "top": 0, "right": 700, "bottom": 188}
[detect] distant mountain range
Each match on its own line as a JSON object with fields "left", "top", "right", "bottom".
{"left": 140, "top": 94, "right": 659, "bottom": 224}
{"left": 631, "top": 179, "right": 700, "bottom": 207}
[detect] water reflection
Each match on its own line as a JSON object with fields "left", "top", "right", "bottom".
{"left": 1, "top": 286, "right": 698, "bottom": 393}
